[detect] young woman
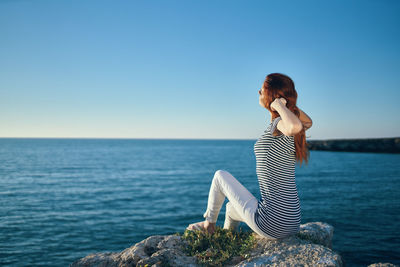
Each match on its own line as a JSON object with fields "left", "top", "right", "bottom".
{"left": 187, "top": 73, "right": 312, "bottom": 239}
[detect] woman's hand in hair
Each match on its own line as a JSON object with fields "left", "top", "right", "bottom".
{"left": 270, "top": 97, "right": 287, "bottom": 111}
{"left": 272, "top": 97, "right": 303, "bottom": 136}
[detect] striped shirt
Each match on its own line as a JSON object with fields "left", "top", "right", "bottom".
{"left": 254, "top": 116, "right": 301, "bottom": 239}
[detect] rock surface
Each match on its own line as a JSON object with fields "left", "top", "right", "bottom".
{"left": 307, "top": 137, "right": 400, "bottom": 153}
{"left": 70, "top": 221, "right": 347, "bottom": 267}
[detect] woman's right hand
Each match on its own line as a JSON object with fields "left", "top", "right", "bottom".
{"left": 270, "top": 97, "right": 287, "bottom": 111}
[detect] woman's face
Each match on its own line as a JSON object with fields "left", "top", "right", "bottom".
{"left": 258, "top": 86, "right": 267, "bottom": 108}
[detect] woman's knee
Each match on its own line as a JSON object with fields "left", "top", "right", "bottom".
{"left": 214, "top": 169, "right": 224, "bottom": 178}
{"left": 214, "top": 169, "right": 229, "bottom": 180}
{"left": 213, "top": 170, "right": 229, "bottom": 188}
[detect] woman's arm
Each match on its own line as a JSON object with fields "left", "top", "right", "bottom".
{"left": 271, "top": 98, "right": 303, "bottom": 136}
{"left": 298, "top": 107, "right": 313, "bottom": 130}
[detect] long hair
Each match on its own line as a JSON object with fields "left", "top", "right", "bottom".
{"left": 262, "top": 73, "right": 310, "bottom": 166}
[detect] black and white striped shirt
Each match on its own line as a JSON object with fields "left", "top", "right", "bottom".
{"left": 254, "top": 116, "right": 301, "bottom": 239}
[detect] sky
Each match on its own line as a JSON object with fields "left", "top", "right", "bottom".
{"left": 1, "top": 0, "right": 399, "bottom": 140}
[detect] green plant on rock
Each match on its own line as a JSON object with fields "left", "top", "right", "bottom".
{"left": 176, "top": 226, "right": 257, "bottom": 267}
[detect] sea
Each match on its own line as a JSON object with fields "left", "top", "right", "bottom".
{"left": 0, "top": 138, "right": 399, "bottom": 267}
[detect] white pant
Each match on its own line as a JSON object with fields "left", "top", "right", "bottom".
{"left": 203, "top": 169, "right": 276, "bottom": 239}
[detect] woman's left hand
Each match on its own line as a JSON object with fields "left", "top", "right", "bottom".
{"left": 270, "top": 97, "right": 287, "bottom": 111}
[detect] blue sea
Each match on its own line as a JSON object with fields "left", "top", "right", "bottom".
{"left": 0, "top": 138, "right": 399, "bottom": 267}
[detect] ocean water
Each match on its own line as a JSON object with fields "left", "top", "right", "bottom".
{"left": 0, "top": 138, "right": 399, "bottom": 267}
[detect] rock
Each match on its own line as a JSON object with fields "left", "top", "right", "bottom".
{"left": 70, "top": 221, "right": 343, "bottom": 267}
{"left": 236, "top": 234, "right": 342, "bottom": 267}
{"left": 297, "top": 222, "right": 334, "bottom": 248}
{"left": 69, "top": 252, "right": 120, "bottom": 267}
{"left": 70, "top": 235, "right": 198, "bottom": 267}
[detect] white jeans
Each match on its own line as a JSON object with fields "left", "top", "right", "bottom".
{"left": 203, "top": 169, "right": 277, "bottom": 239}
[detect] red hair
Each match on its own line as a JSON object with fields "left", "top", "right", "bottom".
{"left": 262, "top": 73, "right": 310, "bottom": 166}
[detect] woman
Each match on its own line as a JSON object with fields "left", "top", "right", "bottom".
{"left": 187, "top": 73, "right": 312, "bottom": 239}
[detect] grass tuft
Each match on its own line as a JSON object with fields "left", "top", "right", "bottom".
{"left": 175, "top": 226, "right": 257, "bottom": 267}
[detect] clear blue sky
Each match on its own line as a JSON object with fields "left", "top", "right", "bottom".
{"left": 1, "top": 0, "right": 399, "bottom": 140}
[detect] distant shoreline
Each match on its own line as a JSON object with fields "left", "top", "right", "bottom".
{"left": 1, "top": 136, "right": 399, "bottom": 154}
{"left": 307, "top": 137, "right": 400, "bottom": 154}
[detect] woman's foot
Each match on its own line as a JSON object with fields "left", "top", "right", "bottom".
{"left": 186, "top": 220, "right": 216, "bottom": 234}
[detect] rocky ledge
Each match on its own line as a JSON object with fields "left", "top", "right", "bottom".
{"left": 70, "top": 222, "right": 399, "bottom": 267}
{"left": 71, "top": 221, "right": 347, "bottom": 267}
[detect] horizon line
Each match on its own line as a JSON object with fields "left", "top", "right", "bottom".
{"left": 0, "top": 136, "right": 399, "bottom": 141}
